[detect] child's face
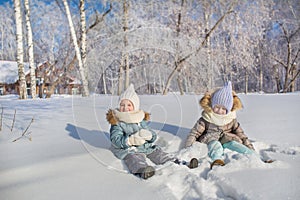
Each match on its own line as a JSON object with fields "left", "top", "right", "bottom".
{"left": 213, "top": 105, "right": 227, "bottom": 115}
{"left": 119, "top": 99, "right": 134, "bottom": 112}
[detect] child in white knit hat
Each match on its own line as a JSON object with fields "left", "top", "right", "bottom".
{"left": 185, "top": 81, "right": 256, "bottom": 169}
{"left": 107, "top": 84, "right": 198, "bottom": 179}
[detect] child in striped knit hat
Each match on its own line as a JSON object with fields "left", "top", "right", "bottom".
{"left": 185, "top": 81, "right": 256, "bottom": 169}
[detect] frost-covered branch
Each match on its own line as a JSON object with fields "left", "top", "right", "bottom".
{"left": 12, "top": 117, "right": 34, "bottom": 142}
{"left": 10, "top": 109, "right": 16, "bottom": 132}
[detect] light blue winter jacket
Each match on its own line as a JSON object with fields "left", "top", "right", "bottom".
{"left": 106, "top": 109, "right": 158, "bottom": 159}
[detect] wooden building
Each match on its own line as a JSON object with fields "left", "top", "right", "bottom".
{"left": 0, "top": 60, "right": 82, "bottom": 97}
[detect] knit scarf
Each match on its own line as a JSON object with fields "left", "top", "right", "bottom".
{"left": 202, "top": 110, "right": 236, "bottom": 126}
{"left": 114, "top": 109, "right": 145, "bottom": 124}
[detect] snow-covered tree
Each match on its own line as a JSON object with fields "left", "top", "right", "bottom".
{"left": 0, "top": 0, "right": 299, "bottom": 95}
{"left": 14, "top": 0, "right": 27, "bottom": 99}
{"left": 63, "top": 0, "right": 89, "bottom": 97}
{"left": 268, "top": 0, "right": 300, "bottom": 93}
{"left": 24, "top": 0, "right": 37, "bottom": 99}
{"left": 0, "top": 3, "right": 15, "bottom": 60}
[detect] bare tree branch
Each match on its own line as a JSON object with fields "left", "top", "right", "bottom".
{"left": 181, "top": 8, "right": 235, "bottom": 63}
{"left": 11, "top": 109, "right": 16, "bottom": 132}
{"left": 286, "top": 69, "right": 300, "bottom": 90}
{"left": 12, "top": 117, "right": 34, "bottom": 142}
{"left": 271, "top": 55, "right": 288, "bottom": 69}
{"left": 87, "top": 3, "right": 112, "bottom": 32}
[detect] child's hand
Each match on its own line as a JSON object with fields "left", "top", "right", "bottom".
{"left": 128, "top": 133, "right": 146, "bottom": 146}
{"left": 138, "top": 129, "right": 153, "bottom": 141}
{"left": 127, "top": 129, "right": 153, "bottom": 146}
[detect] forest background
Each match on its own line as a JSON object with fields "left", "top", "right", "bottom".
{"left": 0, "top": 0, "right": 299, "bottom": 97}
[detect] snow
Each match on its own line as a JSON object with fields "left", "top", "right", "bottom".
{"left": 0, "top": 93, "right": 299, "bottom": 200}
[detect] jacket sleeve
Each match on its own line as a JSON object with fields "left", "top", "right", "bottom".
{"left": 140, "top": 120, "right": 157, "bottom": 143}
{"left": 232, "top": 120, "right": 255, "bottom": 150}
{"left": 110, "top": 124, "right": 130, "bottom": 149}
{"left": 185, "top": 118, "right": 206, "bottom": 147}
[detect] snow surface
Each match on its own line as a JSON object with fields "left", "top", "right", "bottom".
{"left": 0, "top": 93, "right": 299, "bottom": 200}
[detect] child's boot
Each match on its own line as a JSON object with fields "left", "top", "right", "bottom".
{"left": 174, "top": 158, "right": 198, "bottom": 169}
{"left": 136, "top": 166, "right": 155, "bottom": 179}
{"left": 188, "top": 158, "right": 199, "bottom": 169}
{"left": 210, "top": 159, "right": 225, "bottom": 169}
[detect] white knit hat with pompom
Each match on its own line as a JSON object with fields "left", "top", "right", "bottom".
{"left": 119, "top": 84, "right": 140, "bottom": 111}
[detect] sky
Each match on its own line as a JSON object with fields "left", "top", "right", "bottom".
{"left": 0, "top": 92, "right": 299, "bottom": 199}
{"left": 0, "top": 0, "right": 11, "bottom": 5}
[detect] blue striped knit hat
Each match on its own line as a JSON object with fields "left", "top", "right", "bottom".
{"left": 211, "top": 81, "right": 233, "bottom": 113}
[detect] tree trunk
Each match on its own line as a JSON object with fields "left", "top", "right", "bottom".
{"left": 259, "top": 48, "right": 263, "bottom": 93}
{"left": 245, "top": 70, "right": 248, "bottom": 94}
{"left": 63, "top": 0, "right": 89, "bottom": 97}
{"left": 163, "top": 62, "right": 180, "bottom": 95}
{"left": 80, "top": 0, "right": 87, "bottom": 80}
{"left": 118, "top": 0, "right": 130, "bottom": 94}
{"left": 275, "top": 77, "right": 281, "bottom": 93}
{"left": 285, "top": 69, "right": 300, "bottom": 92}
{"left": 177, "top": 76, "right": 184, "bottom": 95}
{"left": 125, "top": 53, "right": 129, "bottom": 89}
{"left": 102, "top": 72, "right": 107, "bottom": 94}
{"left": 283, "top": 40, "right": 292, "bottom": 93}
{"left": 118, "top": 64, "right": 124, "bottom": 96}
{"left": 205, "top": 3, "right": 213, "bottom": 90}
{"left": 163, "top": 0, "right": 185, "bottom": 95}
{"left": 123, "top": 0, "right": 130, "bottom": 89}
{"left": 14, "top": 0, "right": 27, "bottom": 99}
{"left": 79, "top": 0, "right": 90, "bottom": 95}
{"left": 80, "top": 0, "right": 86, "bottom": 64}
{"left": 24, "top": 0, "right": 36, "bottom": 99}
{"left": 176, "top": 0, "right": 185, "bottom": 95}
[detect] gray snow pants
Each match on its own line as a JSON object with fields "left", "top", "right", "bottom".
{"left": 123, "top": 148, "right": 174, "bottom": 174}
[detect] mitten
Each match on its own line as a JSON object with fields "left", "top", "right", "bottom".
{"left": 128, "top": 133, "right": 146, "bottom": 146}
{"left": 246, "top": 143, "right": 255, "bottom": 151}
{"left": 242, "top": 138, "right": 255, "bottom": 151}
{"left": 138, "top": 129, "right": 153, "bottom": 141}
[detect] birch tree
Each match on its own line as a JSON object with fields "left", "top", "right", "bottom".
{"left": 79, "top": 0, "right": 87, "bottom": 82}
{"left": 14, "top": 0, "right": 27, "bottom": 99}
{"left": 117, "top": 0, "right": 130, "bottom": 95}
{"left": 63, "top": 0, "right": 89, "bottom": 97}
{"left": 3, "top": 0, "right": 294, "bottom": 95}
{"left": 83, "top": 2, "right": 112, "bottom": 93}
{"left": 24, "top": 0, "right": 36, "bottom": 99}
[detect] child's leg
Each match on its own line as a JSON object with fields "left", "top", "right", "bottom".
{"left": 207, "top": 140, "right": 224, "bottom": 161}
{"left": 223, "top": 141, "right": 274, "bottom": 163}
{"left": 146, "top": 148, "right": 174, "bottom": 165}
{"left": 123, "top": 153, "right": 148, "bottom": 174}
{"left": 223, "top": 141, "right": 254, "bottom": 154}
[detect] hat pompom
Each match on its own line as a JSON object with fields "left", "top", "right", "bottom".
{"left": 211, "top": 81, "right": 233, "bottom": 113}
{"left": 119, "top": 84, "right": 140, "bottom": 111}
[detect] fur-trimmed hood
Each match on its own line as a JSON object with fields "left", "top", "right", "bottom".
{"left": 200, "top": 91, "right": 243, "bottom": 113}
{"left": 106, "top": 109, "right": 150, "bottom": 125}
